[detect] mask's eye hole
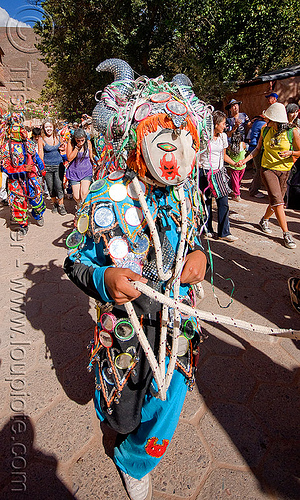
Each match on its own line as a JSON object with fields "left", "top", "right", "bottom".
{"left": 157, "top": 142, "right": 177, "bottom": 152}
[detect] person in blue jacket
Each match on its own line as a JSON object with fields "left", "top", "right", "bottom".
{"left": 64, "top": 59, "right": 211, "bottom": 500}
{"left": 248, "top": 115, "right": 267, "bottom": 197}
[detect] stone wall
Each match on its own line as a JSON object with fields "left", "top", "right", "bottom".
{"left": 0, "top": 27, "right": 48, "bottom": 111}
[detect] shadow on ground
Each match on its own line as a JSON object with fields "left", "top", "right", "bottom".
{"left": 24, "top": 260, "right": 95, "bottom": 405}
{"left": 202, "top": 238, "right": 300, "bottom": 331}
{"left": 0, "top": 415, "right": 75, "bottom": 499}
{"left": 196, "top": 325, "right": 300, "bottom": 499}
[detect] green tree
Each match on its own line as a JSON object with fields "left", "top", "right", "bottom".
{"left": 36, "top": 0, "right": 300, "bottom": 120}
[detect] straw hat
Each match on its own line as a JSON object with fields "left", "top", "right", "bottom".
{"left": 264, "top": 103, "right": 288, "bottom": 123}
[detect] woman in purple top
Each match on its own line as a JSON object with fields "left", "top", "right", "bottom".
{"left": 66, "top": 128, "right": 94, "bottom": 205}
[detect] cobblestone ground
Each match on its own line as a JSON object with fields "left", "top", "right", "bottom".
{"left": 0, "top": 171, "right": 299, "bottom": 500}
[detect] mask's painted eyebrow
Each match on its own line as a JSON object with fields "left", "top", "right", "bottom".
{"left": 151, "top": 128, "right": 174, "bottom": 143}
{"left": 151, "top": 128, "right": 191, "bottom": 143}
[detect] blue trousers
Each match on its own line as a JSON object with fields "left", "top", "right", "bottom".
{"left": 206, "top": 195, "right": 231, "bottom": 237}
{"left": 95, "top": 369, "right": 188, "bottom": 480}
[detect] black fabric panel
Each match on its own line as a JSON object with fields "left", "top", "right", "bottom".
{"left": 64, "top": 257, "right": 102, "bottom": 301}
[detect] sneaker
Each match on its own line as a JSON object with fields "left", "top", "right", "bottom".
{"left": 18, "top": 226, "right": 28, "bottom": 236}
{"left": 51, "top": 203, "right": 58, "bottom": 213}
{"left": 57, "top": 204, "right": 67, "bottom": 215}
{"left": 120, "top": 470, "right": 152, "bottom": 500}
{"left": 218, "top": 234, "right": 238, "bottom": 242}
{"left": 259, "top": 217, "right": 272, "bottom": 234}
{"left": 283, "top": 232, "right": 296, "bottom": 249}
{"left": 254, "top": 191, "right": 265, "bottom": 198}
{"left": 288, "top": 277, "right": 300, "bottom": 314}
{"left": 194, "top": 282, "right": 205, "bottom": 299}
{"left": 203, "top": 231, "right": 214, "bottom": 239}
{"left": 232, "top": 195, "right": 241, "bottom": 202}
{"left": 36, "top": 216, "right": 44, "bottom": 227}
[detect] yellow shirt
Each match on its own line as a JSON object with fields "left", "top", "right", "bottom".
{"left": 261, "top": 127, "right": 293, "bottom": 171}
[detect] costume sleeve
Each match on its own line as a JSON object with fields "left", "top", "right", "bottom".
{"left": 65, "top": 234, "right": 113, "bottom": 304}
{"left": 34, "top": 152, "right": 45, "bottom": 174}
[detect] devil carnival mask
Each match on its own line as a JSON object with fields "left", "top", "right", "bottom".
{"left": 141, "top": 126, "right": 196, "bottom": 186}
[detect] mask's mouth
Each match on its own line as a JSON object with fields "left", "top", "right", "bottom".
{"left": 159, "top": 153, "right": 180, "bottom": 182}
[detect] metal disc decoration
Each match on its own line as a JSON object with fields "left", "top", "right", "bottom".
{"left": 121, "top": 257, "right": 142, "bottom": 275}
{"left": 193, "top": 191, "right": 199, "bottom": 209}
{"left": 150, "top": 92, "right": 172, "bottom": 103}
{"left": 66, "top": 230, "right": 83, "bottom": 249}
{"left": 134, "top": 103, "right": 151, "bottom": 122}
{"left": 100, "top": 312, "right": 117, "bottom": 332}
{"left": 99, "top": 330, "right": 113, "bottom": 348}
{"left": 90, "top": 179, "right": 105, "bottom": 192}
{"left": 108, "top": 237, "right": 129, "bottom": 259}
{"left": 114, "top": 319, "right": 135, "bottom": 341}
{"left": 108, "top": 170, "right": 125, "bottom": 181}
{"left": 109, "top": 183, "right": 127, "bottom": 202}
{"left": 166, "top": 100, "right": 188, "bottom": 116}
{"left": 132, "top": 233, "right": 150, "bottom": 255}
{"left": 183, "top": 319, "right": 195, "bottom": 339}
{"left": 94, "top": 205, "right": 115, "bottom": 228}
{"left": 172, "top": 186, "right": 180, "bottom": 202}
{"left": 127, "top": 179, "right": 146, "bottom": 200}
{"left": 115, "top": 352, "right": 134, "bottom": 370}
{"left": 77, "top": 213, "right": 89, "bottom": 234}
{"left": 124, "top": 206, "right": 144, "bottom": 227}
{"left": 177, "top": 335, "right": 189, "bottom": 357}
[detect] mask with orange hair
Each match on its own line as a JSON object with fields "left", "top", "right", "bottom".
{"left": 92, "top": 59, "right": 213, "bottom": 183}
{"left": 128, "top": 113, "right": 200, "bottom": 186}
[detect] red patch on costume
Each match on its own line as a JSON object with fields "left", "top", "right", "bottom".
{"left": 159, "top": 153, "right": 179, "bottom": 180}
{"left": 145, "top": 437, "right": 169, "bottom": 458}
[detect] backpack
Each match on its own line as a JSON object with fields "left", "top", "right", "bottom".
{"left": 286, "top": 158, "right": 300, "bottom": 210}
{"left": 262, "top": 126, "right": 294, "bottom": 151}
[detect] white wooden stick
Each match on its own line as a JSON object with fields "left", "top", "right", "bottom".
{"left": 124, "top": 301, "right": 166, "bottom": 399}
{"left": 132, "top": 281, "right": 300, "bottom": 339}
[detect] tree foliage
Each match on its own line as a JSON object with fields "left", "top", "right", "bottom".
{"left": 35, "top": 0, "right": 300, "bottom": 120}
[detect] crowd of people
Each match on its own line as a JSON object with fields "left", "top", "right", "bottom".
{"left": 199, "top": 93, "right": 300, "bottom": 250}
{"left": 0, "top": 94, "right": 299, "bottom": 250}
{"left": 0, "top": 113, "right": 105, "bottom": 234}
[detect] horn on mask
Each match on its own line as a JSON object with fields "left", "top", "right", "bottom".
{"left": 92, "top": 58, "right": 135, "bottom": 136}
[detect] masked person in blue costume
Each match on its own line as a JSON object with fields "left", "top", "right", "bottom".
{"left": 64, "top": 59, "right": 213, "bottom": 500}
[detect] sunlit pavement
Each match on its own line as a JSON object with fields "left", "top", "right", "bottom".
{"left": 0, "top": 170, "right": 299, "bottom": 499}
